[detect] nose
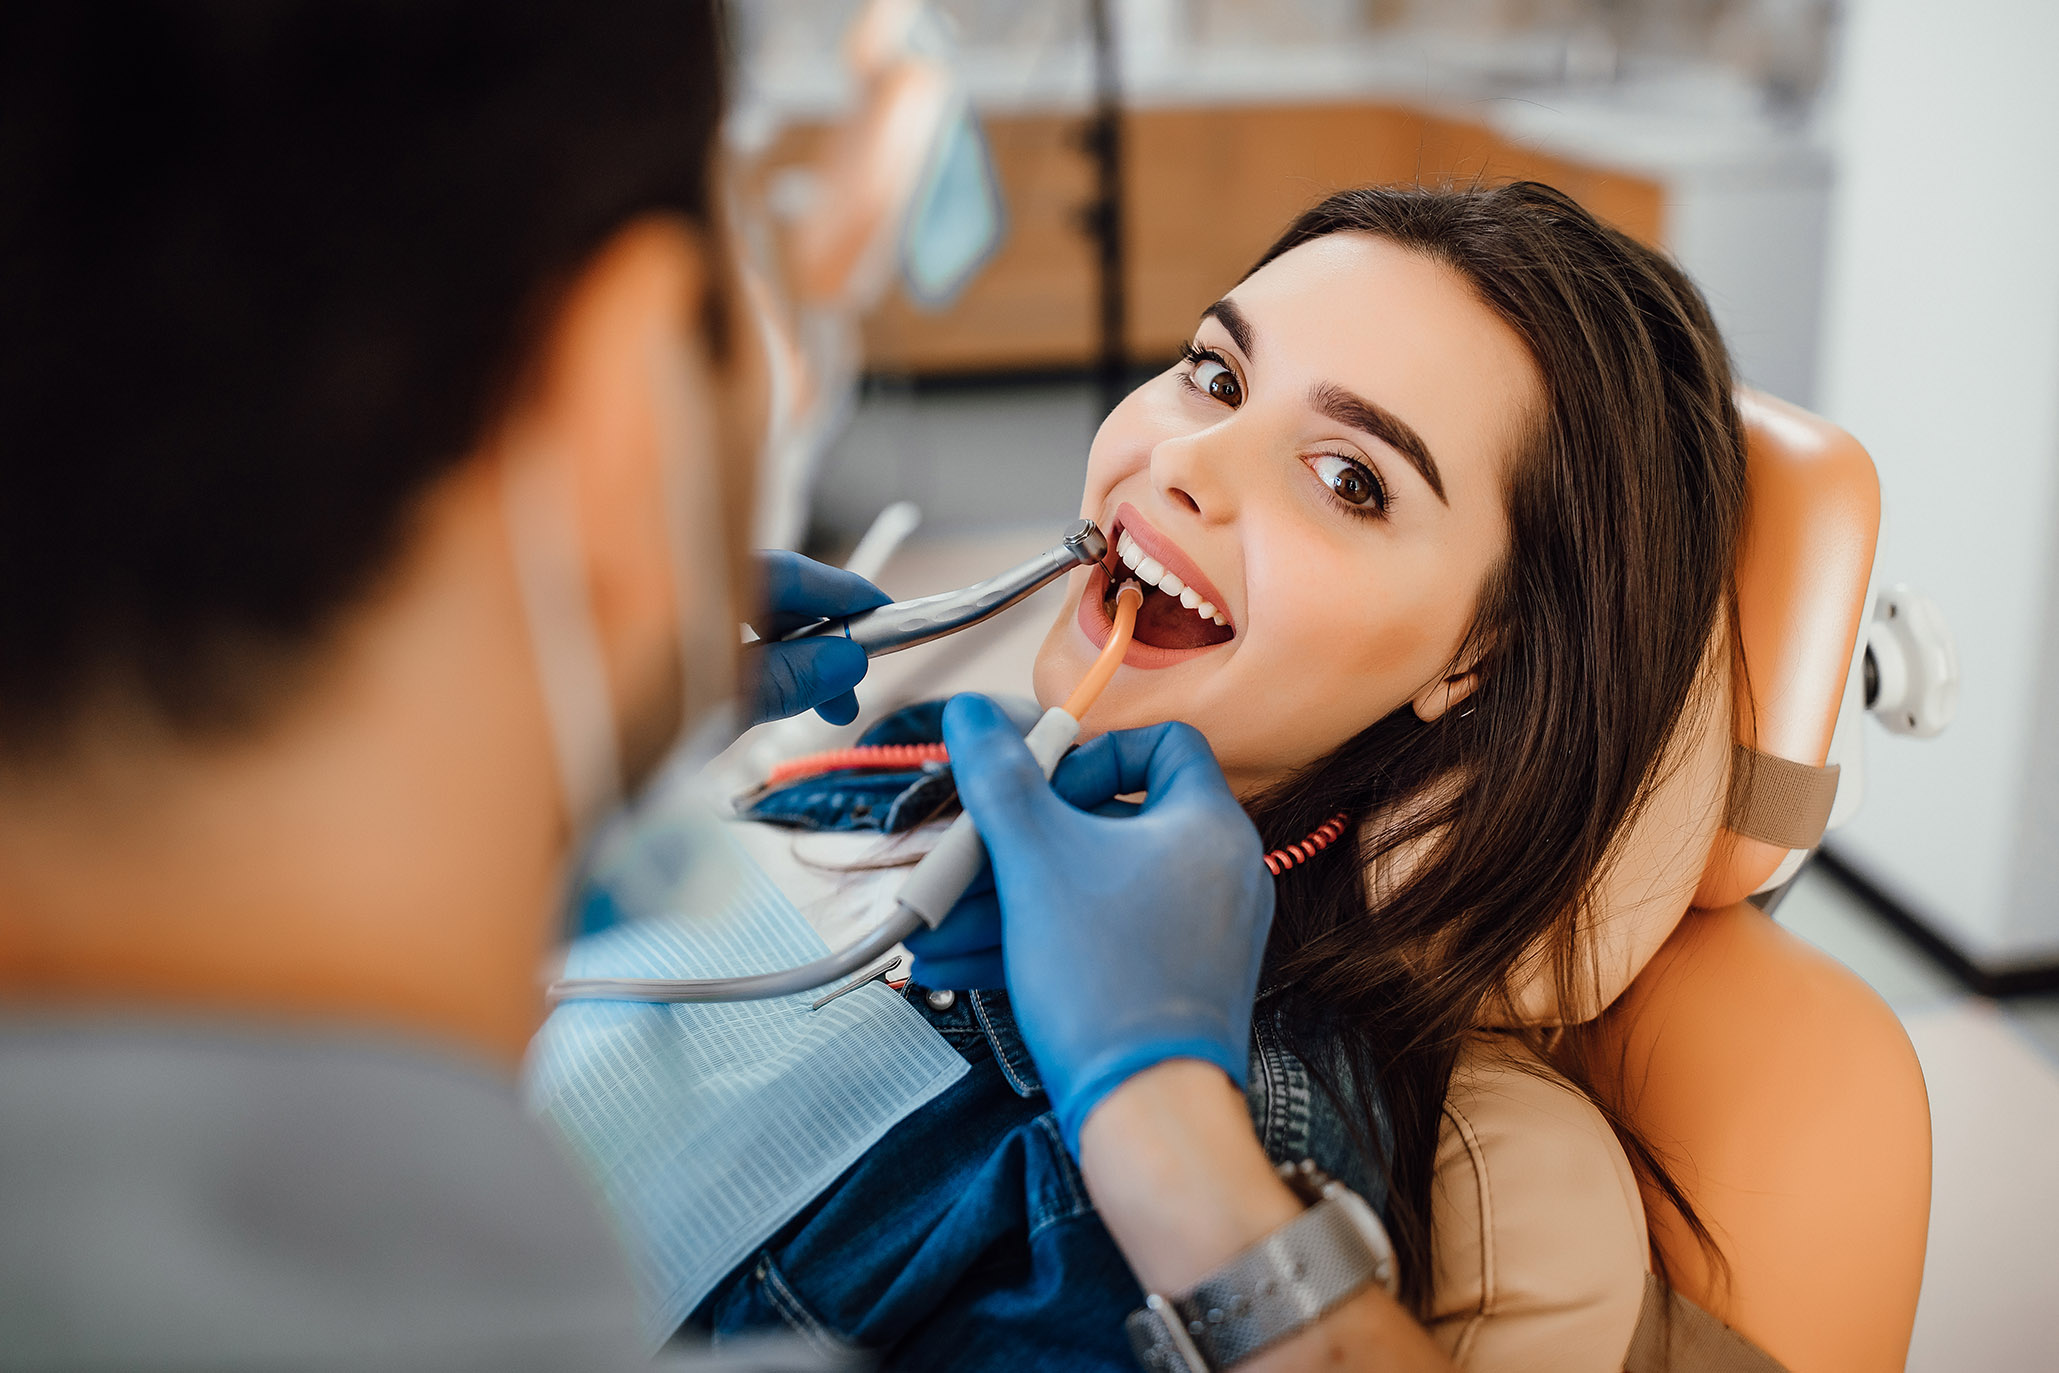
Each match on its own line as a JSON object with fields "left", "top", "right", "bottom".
{"left": 1150, "top": 418, "right": 1243, "bottom": 524}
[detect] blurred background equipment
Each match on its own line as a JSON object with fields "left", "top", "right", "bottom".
{"left": 728, "top": 0, "right": 1006, "bottom": 549}
{"left": 738, "top": 0, "right": 1836, "bottom": 381}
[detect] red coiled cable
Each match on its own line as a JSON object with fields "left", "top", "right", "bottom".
{"left": 766, "top": 745, "right": 1352, "bottom": 876}
{"left": 764, "top": 743, "right": 951, "bottom": 786}
{"left": 1263, "top": 812, "right": 1352, "bottom": 876}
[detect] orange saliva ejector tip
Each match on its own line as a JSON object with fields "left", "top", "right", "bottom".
{"left": 1063, "top": 579, "right": 1142, "bottom": 720}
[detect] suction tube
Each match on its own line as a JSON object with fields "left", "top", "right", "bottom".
{"left": 547, "top": 580, "right": 1143, "bottom": 1006}
{"left": 542, "top": 906, "right": 918, "bottom": 1006}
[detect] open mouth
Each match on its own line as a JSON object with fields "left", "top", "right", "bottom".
{"left": 1076, "top": 504, "right": 1236, "bottom": 665}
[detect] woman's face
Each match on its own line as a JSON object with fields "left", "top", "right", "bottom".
{"left": 1033, "top": 232, "right": 1542, "bottom": 795}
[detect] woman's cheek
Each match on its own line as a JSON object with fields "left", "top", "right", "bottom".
{"left": 1345, "top": 581, "right": 1469, "bottom": 684}
{"left": 1255, "top": 609, "right": 1420, "bottom": 756}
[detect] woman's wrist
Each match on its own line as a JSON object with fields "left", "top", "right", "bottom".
{"left": 1076, "top": 1058, "right": 1304, "bottom": 1292}
{"left": 1077, "top": 1059, "right": 1460, "bottom": 1373}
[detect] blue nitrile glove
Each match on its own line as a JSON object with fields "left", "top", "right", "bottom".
{"left": 745, "top": 551, "right": 892, "bottom": 726}
{"left": 901, "top": 793, "right": 1142, "bottom": 991}
{"left": 899, "top": 864, "right": 1006, "bottom": 991}
{"left": 908, "top": 694, "right": 1276, "bottom": 1154}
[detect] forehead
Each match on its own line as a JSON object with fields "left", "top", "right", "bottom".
{"left": 1225, "top": 232, "right": 1542, "bottom": 491}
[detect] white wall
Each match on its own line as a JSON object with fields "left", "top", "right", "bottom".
{"left": 1815, "top": 0, "right": 2059, "bottom": 965}
{"left": 1669, "top": 168, "right": 1832, "bottom": 407}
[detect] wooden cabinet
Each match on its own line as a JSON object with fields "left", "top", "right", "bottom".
{"left": 763, "top": 101, "right": 1665, "bottom": 376}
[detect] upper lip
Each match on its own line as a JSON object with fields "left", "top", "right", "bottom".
{"left": 1108, "top": 502, "right": 1234, "bottom": 630}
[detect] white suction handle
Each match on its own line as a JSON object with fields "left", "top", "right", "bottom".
{"left": 893, "top": 706, "right": 1081, "bottom": 929}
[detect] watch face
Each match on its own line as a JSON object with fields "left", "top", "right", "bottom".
{"left": 1133, "top": 1186, "right": 1398, "bottom": 1371}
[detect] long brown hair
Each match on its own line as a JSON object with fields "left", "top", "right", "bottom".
{"left": 1242, "top": 183, "right": 1748, "bottom": 1311}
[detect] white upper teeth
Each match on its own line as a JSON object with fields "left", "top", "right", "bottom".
{"left": 1116, "top": 531, "right": 1229, "bottom": 626}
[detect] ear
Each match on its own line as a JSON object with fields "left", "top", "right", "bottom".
{"left": 1411, "top": 666, "right": 1483, "bottom": 724}
{"left": 504, "top": 216, "right": 724, "bottom": 778}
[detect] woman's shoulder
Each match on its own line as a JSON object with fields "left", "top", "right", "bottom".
{"left": 1428, "top": 1032, "right": 1651, "bottom": 1373}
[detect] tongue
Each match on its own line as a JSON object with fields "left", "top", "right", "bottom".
{"left": 1129, "top": 583, "right": 1234, "bottom": 651}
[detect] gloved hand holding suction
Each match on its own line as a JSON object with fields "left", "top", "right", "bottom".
{"left": 900, "top": 757, "right": 1143, "bottom": 991}
{"left": 745, "top": 551, "right": 890, "bottom": 726}
{"left": 923, "top": 694, "right": 1277, "bottom": 1155}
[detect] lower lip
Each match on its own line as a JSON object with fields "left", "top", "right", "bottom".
{"left": 1075, "top": 565, "right": 1235, "bottom": 671}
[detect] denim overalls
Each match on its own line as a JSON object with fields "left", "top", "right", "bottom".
{"left": 688, "top": 704, "right": 1391, "bottom": 1369}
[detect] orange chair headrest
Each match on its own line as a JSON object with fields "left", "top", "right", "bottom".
{"left": 1698, "top": 392, "right": 1880, "bottom": 906}
{"left": 1495, "top": 391, "right": 1880, "bottom": 1026}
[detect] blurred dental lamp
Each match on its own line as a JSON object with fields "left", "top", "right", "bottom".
{"left": 731, "top": 0, "right": 1004, "bottom": 550}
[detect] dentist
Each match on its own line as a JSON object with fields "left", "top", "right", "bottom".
{"left": 0, "top": 3, "right": 1453, "bottom": 1370}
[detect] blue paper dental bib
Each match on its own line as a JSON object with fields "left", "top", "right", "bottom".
{"left": 526, "top": 837, "right": 967, "bottom": 1349}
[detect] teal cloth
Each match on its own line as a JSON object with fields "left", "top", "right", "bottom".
{"left": 528, "top": 834, "right": 967, "bottom": 1349}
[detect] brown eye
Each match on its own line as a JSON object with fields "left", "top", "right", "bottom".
{"left": 1311, "top": 453, "right": 1384, "bottom": 510}
{"left": 1194, "top": 358, "right": 1242, "bottom": 406}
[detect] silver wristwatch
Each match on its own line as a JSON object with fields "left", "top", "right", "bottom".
{"left": 1124, "top": 1160, "right": 1398, "bottom": 1372}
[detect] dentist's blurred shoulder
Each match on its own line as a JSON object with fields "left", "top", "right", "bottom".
{"left": 0, "top": 2, "right": 809, "bottom": 1367}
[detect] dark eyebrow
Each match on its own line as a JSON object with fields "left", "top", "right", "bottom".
{"left": 1200, "top": 298, "right": 1255, "bottom": 358}
{"left": 1308, "top": 381, "right": 1448, "bottom": 504}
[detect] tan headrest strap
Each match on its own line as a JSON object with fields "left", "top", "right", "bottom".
{"left": 1725, "top": 744, "right": 1839, "bottom": 852}
{"left": 1626, "top": 1273, "right": 1792, "bottom": 1373}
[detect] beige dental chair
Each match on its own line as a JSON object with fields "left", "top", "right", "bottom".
{"left": 1426, "top": 393, "right": 1932, "bottom": 1373}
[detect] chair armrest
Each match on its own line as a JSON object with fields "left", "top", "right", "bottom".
{"left": 1571, "top": 904, "right": 1930, "bottom": 1373}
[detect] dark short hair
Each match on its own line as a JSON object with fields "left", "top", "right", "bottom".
{"left": 0, "top": 0, "right": 728, "bottom": 754}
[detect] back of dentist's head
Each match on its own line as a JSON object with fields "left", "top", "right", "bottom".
{"left": 0, "top": 0, "right": 728, "bottom": 760}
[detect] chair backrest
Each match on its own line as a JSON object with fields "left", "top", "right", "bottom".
{"left": 1428, "top": 395, "right": 1924, "bottom": 1370}
{"left": 1495, "top": 390, "right": 1880, "bottom": 1026}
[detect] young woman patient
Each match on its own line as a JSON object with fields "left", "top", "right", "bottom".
{"left": 692, "top": 181, "right": 1745, "bottom": 1367}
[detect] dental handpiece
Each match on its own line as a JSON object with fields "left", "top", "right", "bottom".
{"left": 780, "top": 518, "right": 1107, "bottom": 657}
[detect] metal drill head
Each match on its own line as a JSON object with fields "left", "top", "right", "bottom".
{"left": 1064, "top": 518, "right": 1108, "bottom": 565}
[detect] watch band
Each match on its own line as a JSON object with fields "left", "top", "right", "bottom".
{"left": 1125, "top": 1162, "right": 1397, "bottom": 1372}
